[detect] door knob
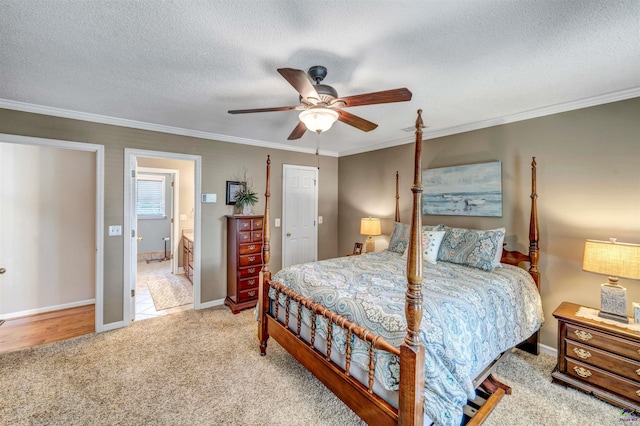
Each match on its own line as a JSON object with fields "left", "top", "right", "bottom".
{"left": 286, "top": 232, "right": 291, "bottom": 237}
{"left": 0, "top": 268, "right": 6, "bottom": 274}
{"left": 137, "top": 237, "right": 143, "bottom": 241}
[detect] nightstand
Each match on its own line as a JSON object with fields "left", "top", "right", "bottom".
{"left": 552, "top": 301, "right": 640, "bottom": 410}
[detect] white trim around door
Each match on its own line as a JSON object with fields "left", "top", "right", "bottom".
{"left": 123, "top": 149, "right": 202, "bottom": 326}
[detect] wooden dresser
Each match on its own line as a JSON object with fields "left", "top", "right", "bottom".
{"left": 182, "top": 233, "right": 194, "bottom": 283}
{"left": 552, "top": 301, "right": 640, "bottom": 411}
{"left": 225, "top": 215, "right": 263, "bottom": 314}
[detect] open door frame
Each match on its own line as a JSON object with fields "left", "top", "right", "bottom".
{"left": 0, "top": 133, "right": 105, "bottom": 331}
{"left": 123, "top": 148, "right": 202, "bottom": 325}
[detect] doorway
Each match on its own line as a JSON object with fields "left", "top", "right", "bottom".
{"left": 282, "top": 164, "right": 318, "bottom": 268}
{"left": 123, "top": 149, "right": 201, "bottom": 324}
{"left": 0, "top": 134, "right": 105, "bottom": 332}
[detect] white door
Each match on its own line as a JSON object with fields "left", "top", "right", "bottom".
{"left": 129, "top": 158, "right": 138, "bottom": 321}
{"left": 282, "top": 165, "right": 318, "bottom": 267}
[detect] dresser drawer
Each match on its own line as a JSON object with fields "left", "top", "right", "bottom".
{"left": 566, "top": 323, "right": 640, "bottom": 361}
{"left": 566, "top": 358, "right": 640, "bottom": 403}
{"left": 238, "top": 265, "right": 260, "bottom": 279}
{"left": 238, "top": 219, "right": 252, "bottom": 231}
{"left": 566, "top": 340, "right": 640, "bottom": 381}
{"left": 252, "top": 218, "right": 263, "bottom": 230}
{"left": 252, "top": 230, "right": 263, "bottom": 242}
{"left": 239, "top": 243, "right": 262, "bottom": 255}
{"left": 239, "top": 253, "right": 262, "bottom": 267}
{"left": 238, "top": 232, "right": 252, "bottom": 243}
{"left": 238, "top": 288, "right": 259, "bottom": 303}
{"left": 239, "top": 276, "right": 259, "bottom": 291}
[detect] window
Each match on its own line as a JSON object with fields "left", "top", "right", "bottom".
{"left": 137, "top": 174, "right": 166, "bottom": 218}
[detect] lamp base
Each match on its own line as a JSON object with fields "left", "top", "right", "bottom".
{"left": 597, "top": 310, "right": 629, "bottom": 323}
{"left": 364, "top": 237, "right": 375, "bottom": 253}
{"left": 600, "top": 282, "right": 627, "bottom": 323}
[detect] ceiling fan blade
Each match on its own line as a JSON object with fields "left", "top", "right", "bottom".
{"left": 228, "top": 106, "right": 300, "bottom": 114}
{"left": 332, "top": 88, "right": 412, "bottom": 108}
{"left": 287, "top": 121, "right": 307, "bottom": 140}
{"left": 277, "top": 68, "right": 320, "bottom": 102}
{"left": 337, "top": 110, "right": 378, "bottom": 132}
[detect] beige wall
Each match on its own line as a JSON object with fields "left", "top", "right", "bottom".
{"left": 0, "top": 142, "right": 95, "bottom": 315}
{"left": 0, "top": 109, "right": 339, "bottom": 325}
{"left": 338, "top": 98, "right": 640, "bottom": 349}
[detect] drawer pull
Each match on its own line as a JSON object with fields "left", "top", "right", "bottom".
{"left": 248, "top": 291, "right": 256, "bottom": 297}
{"left": 637, "top": 349, "right": 640, "bottom": 356}
{"left": 573, "top": 348, "right": 591, "bottom": 360}
{"left": 248, "top": 256, "right": 255, "bottom": 262}
{"left": 248, "top": 279, "right": 256, "bottom": 286}
{"left": 636, "top": 368, "right": 640, "bottom": 377}
{"left": 248, "top": 268, "right": 256, "bottom": 273}
{"left": 636, "top": 390, "right": 640, "bottom": 397}
{"left": 249, "top": 245, "right": 256, "bottom": 250}
{"left": 573, "top": 366, "right": 592, "bottom": 378}
{"left": 573, "top": 330, "right": 593, "bottom": 341}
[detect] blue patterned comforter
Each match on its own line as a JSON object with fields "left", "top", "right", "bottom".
{"left": 270, "top": 250, "right": 544, "bottom": 426}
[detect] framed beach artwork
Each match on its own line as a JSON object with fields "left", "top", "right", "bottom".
{"left": 422, "top": 161, "right": 502, "bottom": 217}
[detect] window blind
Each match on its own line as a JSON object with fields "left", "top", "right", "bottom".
{"left": 137, "top": 176, "right": 165, "bottom": 216}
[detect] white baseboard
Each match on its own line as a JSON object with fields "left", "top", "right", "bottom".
{"left": 0, "top": 299, "right": 95, "bottom": 320}
{"left": 102, "top": 320, "right": 126, "bottom": 332}
{"left": 539, "top": 343, "right": 557, "bottom": 358}
{"left": 198, "top": 298, "right": 225, "bottom": 310}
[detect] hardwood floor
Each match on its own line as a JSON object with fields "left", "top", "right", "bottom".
{"left": 0, "top": 304, "right": 95, "bottom": 354}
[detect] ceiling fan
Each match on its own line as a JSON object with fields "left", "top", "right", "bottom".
{"left": 228, "top": 66, "right": 412, "bottom": 140}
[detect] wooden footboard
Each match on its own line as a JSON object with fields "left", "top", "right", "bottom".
{"left": 258, "top": 110, "right": 541, "bottom": 425}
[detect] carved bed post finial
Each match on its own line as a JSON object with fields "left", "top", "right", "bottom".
{"left": 259, "top": 155, "right": 272, "bottom": 355}
{"left": 528, "top": 157, "right": 540, "bottom": 288}
{"left": 395, "top": 171, "right": 400, "bottom": 223}
{"left": 399, "top": 109, "right": 425, "bottom": 423}
{"left": 405, "top": 108, "right": 423, "bottom": 347}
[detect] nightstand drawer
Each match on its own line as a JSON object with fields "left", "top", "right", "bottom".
{"left": 566, "top": 323, "right": 640, "bottom": 361}
{"left": 566, "top": 358, "right": 640, "bottom": 403}
{"left": 566, "top": 340, "right": 640, "bottom": 381}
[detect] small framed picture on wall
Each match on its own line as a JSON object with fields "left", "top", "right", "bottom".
{"left": 226, "top": 181, "right": 244, "bottom": 205}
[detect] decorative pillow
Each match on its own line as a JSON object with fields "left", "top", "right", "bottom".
{"left": 388, "top": 222, "right": 410, "bottom": 254}
{"left": 401, "top": 230, "right": 445, "bottom": 264}
{"left": 437, "top": 226, "right": 506, "bottom": 271}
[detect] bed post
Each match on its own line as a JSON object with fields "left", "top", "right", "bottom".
{"left": 259, "top": 155, "right": 271, "bottom": 356}
{"left": 398, "top": 110, "right": 425, "bottom": 425}
{"left": 516, "top": 157, "right": 540, "bottom": 355}
{"left": 395, "top": 171, "right": 400, "bottom": 222}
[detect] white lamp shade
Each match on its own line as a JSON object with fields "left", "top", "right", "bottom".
{"left": 583, "top": 239, "right": 640, "bottom": 280}
{"left": 360, "top": 218, "right": 382, "bottom": 236}
{"left": 299, "top": 108, "right": 339, "bottom": 133}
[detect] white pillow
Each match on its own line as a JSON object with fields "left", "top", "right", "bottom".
{"left": 493, "top": 232, "right": 505, "bottom": 268}
{"left": 401, "top": 230, "right": 446, "bottom": 265}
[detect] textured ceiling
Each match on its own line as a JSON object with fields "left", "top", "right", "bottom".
{"left": 1, "top": 1, "right": 639, "bottom": 156}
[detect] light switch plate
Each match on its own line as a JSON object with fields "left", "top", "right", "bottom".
{"left": 275, "top": 218, "right": 281, "bottom": 227}
{"left": 108, "top": 225, "right": 122, "bottom": 236}
{"left": 179, "top": 214, "right": 187, "bottom": 221}
{"left": 318, "top": 216, "right": 323, "bottom": 224}
{"left": 202, "top": 193, "right": 217, "bottom": 203}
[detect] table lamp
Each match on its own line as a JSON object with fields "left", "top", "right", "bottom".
{"left": 582, "top": 238, "right": 640, "bottom": 323}
{"left": 360, "top": 217, "right": 382, "bottom": 253}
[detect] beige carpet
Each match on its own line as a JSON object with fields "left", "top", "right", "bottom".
{"left": 0, "top": 307, "right": 623, "bottom": 425}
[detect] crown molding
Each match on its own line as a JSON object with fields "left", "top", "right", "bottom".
{"left": 2, "top": 87, "right": 638, "bottom": 158}
{"left": 0, "top": 99, "right": 339, "bottom": 157}
{"left": 338, "top": 87, "right": 640, "bottom": 156}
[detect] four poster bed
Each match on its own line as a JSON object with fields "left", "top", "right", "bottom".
{"left": 257, "top": 109, "right": 543, "bottom": 426}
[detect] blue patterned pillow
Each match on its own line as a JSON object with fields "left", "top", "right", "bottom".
{"left": 437, "top": 226, "right": 506, "bottom": 271}
{"left": 388, "top": 222, "right": 410, "bottom": 254}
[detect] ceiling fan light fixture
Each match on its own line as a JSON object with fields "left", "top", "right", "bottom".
{"left": 299, "top": 108, "right": 339, "bottom": 133}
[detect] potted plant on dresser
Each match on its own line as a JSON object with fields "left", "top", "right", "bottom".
{"left": 235, "top": 182, "right": 258, "bottom": 215}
